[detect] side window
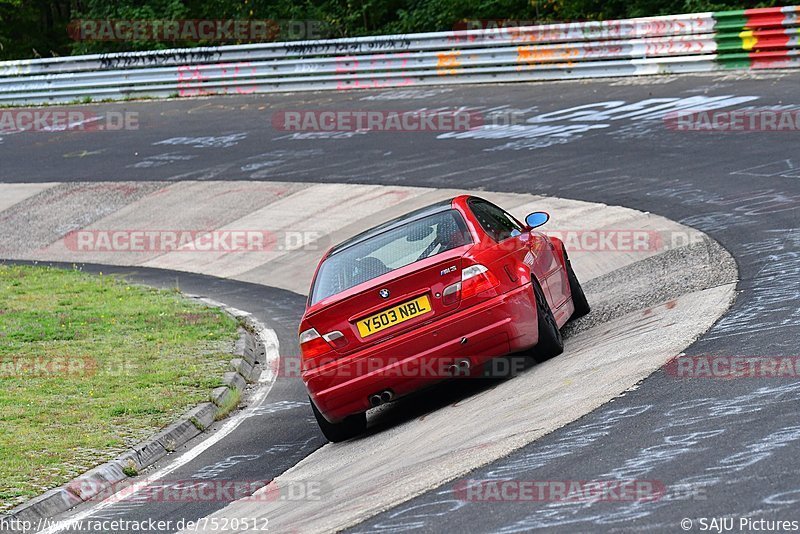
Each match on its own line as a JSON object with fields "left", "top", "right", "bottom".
{"left": 468, "top": 199, "right": 524, "bottom": 242}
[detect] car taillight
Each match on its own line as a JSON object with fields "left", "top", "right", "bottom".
{"left": 443, "top": 264, "right": 500, "bottom": 304}
{"left": 461, "top": 264, "right": 500, "bottom": 298}
{"left": 299, "top": 328, "right": 333, "bottom": 359}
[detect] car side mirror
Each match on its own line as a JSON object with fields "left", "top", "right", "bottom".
{"left": 525, "top": 211, "right": 550, "bottom": 229}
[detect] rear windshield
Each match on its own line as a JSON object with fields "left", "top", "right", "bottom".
{"left": 310, "top": 209, "right": 472, "bottom": 304}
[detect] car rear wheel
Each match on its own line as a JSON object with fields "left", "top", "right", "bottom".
{"left": 532, "top": 278, "right": 564, "bottom": 360}
{"left": 309, "top": 396, "right": 367, "bottom": 443}
{"left": 563, "top": 250, "right": 590, "bottom": 320}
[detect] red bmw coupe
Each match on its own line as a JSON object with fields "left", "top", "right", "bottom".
{"left": 299, "top": 195, "right": 590, "bottom": 441}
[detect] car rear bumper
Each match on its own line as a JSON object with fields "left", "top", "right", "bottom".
{"left": 303, "top": 283, "right": 538, "bottom": 422}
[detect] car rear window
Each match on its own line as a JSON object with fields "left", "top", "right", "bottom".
{"left": 310, "top": 209, "right": 472, "bottom": 304}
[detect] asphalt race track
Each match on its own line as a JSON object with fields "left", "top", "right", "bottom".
{"left": 2, "top": 70, "right": 800, "bottom": 532}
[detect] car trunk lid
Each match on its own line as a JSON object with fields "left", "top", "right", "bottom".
{"left": 305, "top": 251, "right": 465, "bottom": 355}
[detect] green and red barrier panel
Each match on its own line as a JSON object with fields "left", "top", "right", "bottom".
{"left": 714, "top": 6, "right": 800, "bottom": 69}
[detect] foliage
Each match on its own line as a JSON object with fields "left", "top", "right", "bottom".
{"left": 0, "top": 0, "right": 785, "bottom": 60}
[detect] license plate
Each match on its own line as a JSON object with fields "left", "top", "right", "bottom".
{"left": 357, "top": 295, "right": 432, "bottom": 338}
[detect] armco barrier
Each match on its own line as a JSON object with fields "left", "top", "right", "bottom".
{"left": 0, "top": 6, "right": 797, "bottom": 105}
{"left": 714, "top": 7, "right": 800, "bottom": 68}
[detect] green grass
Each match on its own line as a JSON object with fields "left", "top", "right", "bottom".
{"left": 214, "top": 388, "right": 242, "bottom": 422}
{"left": 0, "top": 264, "right": 239, "bottom": 512}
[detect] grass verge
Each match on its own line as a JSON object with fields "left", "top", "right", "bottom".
{"left": 0, "top": 264, "right": 239, "bottom": 512}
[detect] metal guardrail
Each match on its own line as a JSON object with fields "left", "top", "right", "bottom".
{"left": 0, "top": 6, "right": 797, "bottom": 105}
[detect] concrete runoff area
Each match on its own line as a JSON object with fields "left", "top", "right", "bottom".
{"left": 0, "top": 181, "right": 735, "bottom": 533}
{"left": 1, "top": 181, "right": 708, "bottom": 294}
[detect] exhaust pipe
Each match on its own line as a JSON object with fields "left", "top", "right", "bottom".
{"left": 369, "top": 390, "right": 395, "bottom": 407}
{"left": 450, "top": 359, "right": 471, "bottom": 377}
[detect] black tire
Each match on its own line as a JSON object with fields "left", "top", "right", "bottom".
{"left": 309, "top": 396, "right": 366, "bottom": 443}
{"left": 563, "top": 250, "right": 590, "bottom": 320}
{"left": 532, "top": 278, "right": 564, "bottom": 360}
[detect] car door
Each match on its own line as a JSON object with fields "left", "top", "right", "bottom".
{"left": 532, "top": 231, "right": 569, "bottom": 313}
{"left": 467, "top": 199, "right": 558, "bottom": 309}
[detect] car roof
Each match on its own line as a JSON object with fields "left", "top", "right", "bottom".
{"left": 327, "top": 197, "right": 461, "bottom": 256}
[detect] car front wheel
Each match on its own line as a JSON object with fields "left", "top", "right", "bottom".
{"left": 532, "top": 278, "right": 564, "bottom": 360}
{"left": 563, "top": 250, "right": 590, "bottom": 320}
